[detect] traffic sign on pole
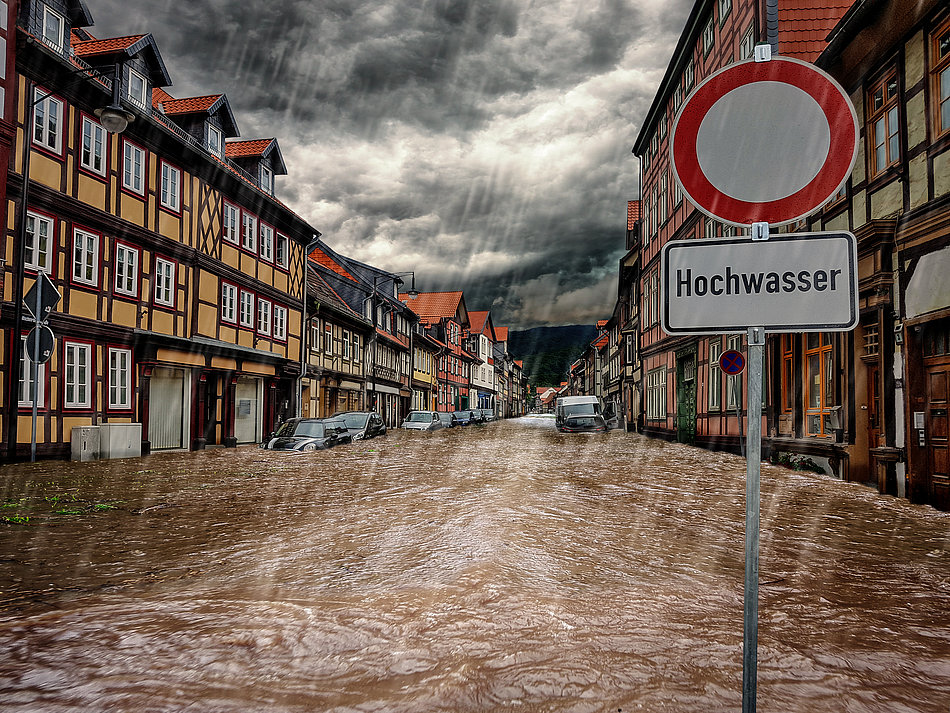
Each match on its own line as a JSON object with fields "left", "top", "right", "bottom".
{"left": 23, "top": 271, "right": 61, "bottom": 323}
{"left": 720, "top": 349, "right": 745, "bottom": 375}
{"left": 671, "top": 56, "right": 858, "bottom": 226}
{"left": 26, "top": 325, "right": 55, "bottom": 365}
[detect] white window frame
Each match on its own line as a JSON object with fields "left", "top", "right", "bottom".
{"left": 718, "top": 0, "right": 732, "bottom": 25}
{"left": 240, "top": 290, "right": 255, "bottom": 328}
{"left": 260, "top": 164, "right": 274, "bottom": 194}
{"left": 221, "top": 282, "right": 238, "bottom": 324}
{"left": 222, "top": 201, "right": 240, "bottom": 244}
{"left": 41, "top": 5, "right": 63, "bottom": 51}
{"left": 126, "top": 66, "right": 148, "bottom": 107}
{"left": 276, "top": 233, "right": 289, "bottom": 269}
{"left": 80, "top": 116, "right": 106, "bottom": 175}
{"left": 703, "top": 15, "right": 716, "bottom": 56}
{"left": 207, "top": 123, "right": 223, "bottom": 157}
{"left": 259, "top": 223, "right": 274, "bottom": 262}
{"left": 154, "top": 257, "right": 176, "bottom": 307}
{"left": 108, "top": 347, "right": 133, "bottom": 410}
{"left": 122, "top": 140, "right": 146, "bottom": 195}
{"left": 114, "top": 243, "right": 139, "bottom": 297}
{"left": 18, "top": 335, "right": 46, "bottom": 407}
{"left": 257, "top": 298, "right": 272, "bottom": 336}
{"left": 25, "top": 210, "right": 54, "bottom": 272}
{"left": 726, "top": 335, "right": 743, "bottom": 410}
{"left": 32, "top": 89, "right": 63, "bottom": 154}
{"left": 72, "top": 228, "right": 99, "bottom": 286}
{"left": 160, "top": 161, "right": 180, "bottom": 211}
{"left": 739, "top": 22, "right": 756, "bottom": 60}
{"left": 709, "top": 339, "right": 722, "bottom": 410}
{"left": 64, "top": 341, "right": 93, "bottom": 409}
{"left": 273, "top": 305, "right": 287, "bottom": 341}
{"left": 242, "top": 212, "right": 258, "bottom": 252}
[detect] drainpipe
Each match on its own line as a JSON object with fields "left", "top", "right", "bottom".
{"left": 297, "top": 236, "right": 321, "bottom": 417}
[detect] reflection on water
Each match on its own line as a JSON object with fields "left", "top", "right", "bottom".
{"left": 1, "top": 416, "right": 948, "bottom": 712}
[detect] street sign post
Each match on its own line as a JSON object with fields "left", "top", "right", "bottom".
{"left": 24, "top": 271, "right": 61, "bottom": 462}
{"left": 719, "top": 349, "right": 745, "bottom": 376}
{"left": 24, "top": 270, "right": 61, "bottom": 322}
{"left": 668, "top": 48, "right": 859, "bottom": 713}
{"left": 26, "top": 325, "right": 55, "bottom": 365}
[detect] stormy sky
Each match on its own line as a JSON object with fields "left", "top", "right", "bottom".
{"left": 91, "top": 0, "right": 691, "bottom": 329}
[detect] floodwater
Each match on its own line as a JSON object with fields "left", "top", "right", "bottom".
{"left": 0, "top": 416, "right": 948, "bottom": 713}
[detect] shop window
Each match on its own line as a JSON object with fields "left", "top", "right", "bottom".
{"left": 804, "top": 333, "right": 836, "bottom": 437}
{"left": 781, "top": 334, "right": 795, "bottom": 413}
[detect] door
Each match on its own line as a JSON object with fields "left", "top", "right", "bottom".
{"left": 926, "top": 360, "right": 950, "bottom": 510}
{"left": 150, "top": 368, "right": 186, "bottom": 450}
{"left": 866, "top": 364, "right": 882, "bottom": 448}
{"left": 234, "top": 376, "right": 262, "bottom": 444}
{"left": 677, "top": 353, "right": 696, "bottom": 445}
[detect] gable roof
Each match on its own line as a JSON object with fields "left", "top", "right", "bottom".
{"left": 72, "top": 32, "right": 172, "bottom": 87}
{"left": 310, "top": 244, "right": 357, "bottom": 282}
{"left": 468, "top": 310, "right": 495, "bottom": 339}
{"left": 402, "top": 291, "right": 468, "bottom": 327}
{"left": 495, "top": 327, "right": 509, "bottom": 342}
{"left": 153, "top": 89, "right": 240, "bottom": 138}
{"left": 226, "top": 138, "right": 288, "bottom": 175}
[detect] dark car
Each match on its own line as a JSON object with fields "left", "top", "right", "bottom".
{"left": 332, "top": 411, "right": 387, "bottom": 441}
{"left": 401, "top": 411, "right": 444, "bottom": 431}
{"left": 260, "top": 418, "right": 352, "bottom": 451}
{"left": 438, "top": 412, "right": 460, "bottom": 428}
{"left": 558, "top": 414, "right": 607, "bottom": 433}
{"left": 452, "top": 409, "right": 478, "bottom": 426}
{"left": 479, "top": 409, "right": 496, "bottom": 422}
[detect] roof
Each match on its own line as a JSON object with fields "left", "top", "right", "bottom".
{"left": 596, "top": 320, "right": 608, "bottom": 329}
{"left": 226, "top": 138, "right": 288, "bottom": 175}
{"left": 151, "top": 87, "right": 175, "bottom": 107}
{"left": 495, "top": 327, "right": 509, "bottom": 342}
{"left": 402, "top": 291, "right": 466, "bottom": 323}
{"left": 71, "top": 32, "right": 171, "bottom": 87}
{"left": 310, "top": 245, "right": 357, "bottom": 282}
{"left": 308, "top": 268, "right": 365, "bottom": 324}
{"left": 72, "top": 34, "right": 146, "bottom": 56}
{"left": 778, "top": 0, "right": 852, "bottom": 62}
{"left": 160, "top": 94, "right": 225, "bottom": 115}
{"left": 627, "top": 200, "right": 641, "bottom": 230}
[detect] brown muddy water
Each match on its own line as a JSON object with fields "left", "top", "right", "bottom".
{"left": 0, "top": 416, "right": 948, "bottom": 712}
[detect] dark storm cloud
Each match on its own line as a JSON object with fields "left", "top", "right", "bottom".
{"left": 90, "top": 0, "right": 691, "bottom": 328}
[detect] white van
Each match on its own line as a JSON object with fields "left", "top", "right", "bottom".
{"left": 555, "top": 396, "right": 603, "bottom": 432}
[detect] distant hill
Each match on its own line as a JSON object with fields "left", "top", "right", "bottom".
{"left": 508, "top": 325, "right": 598, "bottom": 386}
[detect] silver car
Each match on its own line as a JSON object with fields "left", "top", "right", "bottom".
{"left": 401, "top": 411, "right": 444, "bottom": 431}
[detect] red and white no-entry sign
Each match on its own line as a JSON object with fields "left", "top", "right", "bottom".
{"left": 671, "top": 56, "right": 858, "bottom": 227}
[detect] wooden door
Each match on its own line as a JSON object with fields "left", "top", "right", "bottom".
{"left": 926, "top": 360, "right": 950, "bottom": 510}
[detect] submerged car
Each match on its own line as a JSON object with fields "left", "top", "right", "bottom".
{"left": 332, "top": 411, "right": 387, "bottom": 441}
{"left": 401, "top": 411, "right": 444, "bottom": 431}
{"left": 260, "top": 418, "right": 352, "bottom": 451}
{"left": 558, "top": 414, "right": 607, "bottom": 433}
{"left": 438, "top": 411, "right": 460, "bottom": 428}
{"left": 452, "top": 410, "right": 478, "bottom": 426}
{"left": 480, "top": 409, "right": 496, "bottom": 422}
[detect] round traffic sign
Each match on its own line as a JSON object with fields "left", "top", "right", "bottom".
{"left": 26, "top": 325, "right": 55, "bottom": 365}
{"left": 719, "top": 349, "right": 745, "bottom": 376}
{"left": 671, "top": 57, "right": 858, "bottom": 227}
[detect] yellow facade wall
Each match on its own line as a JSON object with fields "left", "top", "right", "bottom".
{"left": 157, "top": 349, "right": 205, "bottom": 367}
{"left": 77, "top": 174, "right": 108, "bottom": 210}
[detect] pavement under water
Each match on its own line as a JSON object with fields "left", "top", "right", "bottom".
{"left": 0, "top": 416, "right": 948, "bottom": 712}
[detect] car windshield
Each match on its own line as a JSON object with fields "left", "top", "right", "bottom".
{"left": 563, "top": 404, "right": 599, "bottom": 417}
{"left": 337, "top": 413, "right": 369, "bottom": 428}
{"left": 452, "top": 411, "right": 468, "bottom": 418}
{"left": 566, "top": 416, "right": 602, "bottom": 427}
{"left": 406, "top": 412, "right": 433, "bottom": 422}
{"left": 275, "top": 420, "right": 324, "bottom": 438}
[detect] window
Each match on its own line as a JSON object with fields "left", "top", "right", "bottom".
{"left": 223, "top": 201, "right": 240, "bottom": 244}
{"left": 343, "top": 331, "right": 351, "bottom": 359}
{"left": 242, "top": 212, "right": 258, "bottom": 252}
{"left": 126, "top": 67, "right": 148, "bottom": 107}
{"left": 672, "top": 169, "right": 682, "bottom": 206}
{"left": 725, "top": 335, "right": 742, "bottom": 410}
{"left": 709, "top": 339, "right": 722, "bottom": 410}
{"left": 64, "top": 341, "right": 92, "bottom": 409}
{"left": 259, "top": 223, "right": 274, "bottom": 262}
{"left": 122, "top": 140, "right": 146, "bottom": 195}
{"left": 324, "top": 323, "right": 333, "bottom": 354}
{"left": 41, "top": 5, "right": 63, "bottom": 51}
{"left": 659, "top": 174, "right": 667, "bottom": 225}
{"left": 260, "top": 164, "right": 274, "bottom": 194}
{"left": 931, "top": 17, "right": 950, "bottom": 138}
{"left": 805, "top": 333, "right": 836, "bottom": 437}
{"left": 160, "top": 162, "right": 180, "bottom": 211}
{"left": 650, "top": 271, "right": 658, "bottom": 325}
{"left": 276, "top": 233, "right": 289, "bottom": 269}
{"left": 114, "top": 243, "right": 139, "bottom": 297}
{"left": 646, "top": 368, "right": 666, "bottom": 419}
{"left": 273, "top": 305, "right": 287, "bottom": 341}
{"left": 108, "top": 347, "right": 133, "bottom": 410}
{"left": 18, "top": 335, "right": 45, "bottom": 407}
{"left": 207, "top": 124, "right": 223, "bottom": 157}
{"left": 257, "top": 299, "right": 272, "bottom": 336}
{"left": 718, "top": 0, "right": 731, "bottom": 25}
{"left": 32, "top": 89, "right": 63, "bottom": 154}
{"left": 72, "top": 228, "right": 99, "bottom": 286}
{"left": 867, "top": 71, "right": 899, "bottom": 177}
{"left": 703, "top": 15, "right": 715, "bottom": 56}
{"left": 80, "top": 116, "right": 106, "bottom": 175}
{"left": 221, "top": 282, "right": 237, "bottom": 323}
{"left": 353, "top": 333, "right": 361, "bottom": 360}
{"left": 154, "top": 257, "right": 175, "bottom": 307}
{"left": 240, "top": 290, "right": 255, "bottom": 328}
{"left": 683, "top": 59, "right": 694, "bottom": 94}
{"left": 25, "top": 211, "right": 54, "bottom": 272}
{"left": 739, "top": 22, "right": 755, "bottom": 60}
{"left": 781, "top": 334, "right": 795, "bottom": 413}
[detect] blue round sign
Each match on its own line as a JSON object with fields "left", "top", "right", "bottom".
{"left": 719, "top": 349, "right": 745, "bottom": 376}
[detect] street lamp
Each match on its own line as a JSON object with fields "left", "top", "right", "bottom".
{"left": 5, "top": 66, "right": 133, "bottom": 461}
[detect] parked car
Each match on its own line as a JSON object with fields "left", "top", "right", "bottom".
{"left": 470, "top": 409, "right": 486, "bottom": 423}
{"left": 558, "top": 414, "right": 608, "bottom": 433}
{"left": 402, "top": 411, "right": 444, "bottom": 431}
{"left": 260, "top": 418, "right": 352, "bottom": 451}
{"left": 480, "top": 409, "right": 496, "bottom": 422}
{"left": 452, "top": 410, "right": 478, "bottom": 426}
{"left": 438, "top": 411, "right": 460, "bottom": 428}
{"left": 332, "top": 411, "right": 387, "bottom": 441}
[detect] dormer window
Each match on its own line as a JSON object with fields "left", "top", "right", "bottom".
{"left": 260, "top": 164, "right": 274, "bottom": 194}
{"left": 207, "top": 124, "right": 223, "bottom": 157}
{"left": 42, "top": 6, "right": 64, "bottom": 52}
{"left": 126, "top": 67, "right": 148, "bottom": 107}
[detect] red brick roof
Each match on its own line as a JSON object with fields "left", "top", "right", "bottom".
{"left": 495, "top": 327, "right": 509, "bottom": 341}
{"left": 310, "top": 246, "right": 357, "bottom": 282}
{"left": 778, "top": 0, "right": 851, "bottom": 61}
{"left": 72, "top": 34, "right": 146, "bottom": 57}
{"left": 152, "top": 87, "right": 175, "bottom": 108}
{"left": 468, "top": 310, "right": 489, "bottom": 334}
{"left": 627, "top": 200, "right": 641, "bottom": 230}
{"left": 226, "top": 139, "right": 276, "bottom": 158}
{"left": 160, "top": 94, "right": 223, "bottom": 115}
{"left": 402, "top": 291, "right": 464, "bottom": 320}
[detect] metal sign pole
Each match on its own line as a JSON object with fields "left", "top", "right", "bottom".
{"left": 743, "top": 323, "right": 764, "bottom": 713}
{"left": 30, "top": 272, "right": 45, "bottom": 463}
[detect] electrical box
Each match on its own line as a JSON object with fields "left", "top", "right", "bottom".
{"left": 70, "top": 426, "right": 100, "bottom": 462}
{"left": 99, "top": 423, "right": 143, "bottom": 459}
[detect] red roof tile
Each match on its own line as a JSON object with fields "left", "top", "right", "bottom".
{"left": 495, "top": 327, "right": 509, "bottom": 341}
{"left": 152, "top": 87, "right": 175, "bottom": 108}
{"left": 627, "top": 200, "right": 641, "bottom": 230}
{"left": 72, "top": 34, "right": 146, "bottom": 57}
{"left": 402, "top": 291, "right": 464, "bottom": 321}
{"left": 226, "top": 139, "right": 276, "bottom": 158}
{"left": 468, "top": 310, "right": 489, "bottom": 334}
{"left": 160, "top": 94, "right": 222, "bottom": 115}
{"left": 778, "top": 0, "right": 851, "bottom": 61}
{"left": 310, "top": 246, "right": 357, "bottom": 282}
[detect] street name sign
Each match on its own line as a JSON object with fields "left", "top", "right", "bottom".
{"left": 661, "top": 232, "right": 859, "bottom": 335}
{"left": 670, "top": 56, "right": 858, "bottom": 226}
